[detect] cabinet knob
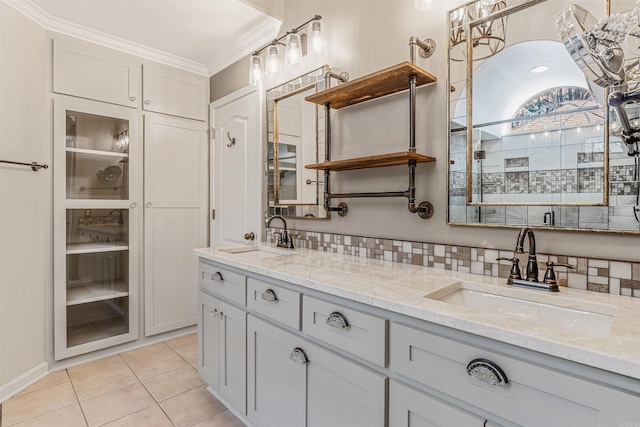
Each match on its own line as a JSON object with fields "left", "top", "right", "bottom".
{"left": 466, "top": 359, "right": 509, "bottom": 387}
{"left": 129, "top": 96, "right": 137, "bottom": 102}
{"left": 290, "top": 347, "right": 308, "bottom": 364}
{"left": 212, "top": 271, "right": 224, "bottom": 282}
{"left": 144, "top": 99, "right": 151, "bottom": 105}
{"left": 208, "top": 308, "right": 218, "bottom": 316}
{"left": 130, "top": 202, "right": 137, "bottom": 209}
{"left": 261, "top": 289, "right": 278, "bottom": 303}
{"left": 215, "top": 311, "right": 224, "bottom": 319}
{"left": 326, "top": 312, "right": 349, "bottom": 329}
{"left": 145, "top": 202, "right": 152, "bottom": 208}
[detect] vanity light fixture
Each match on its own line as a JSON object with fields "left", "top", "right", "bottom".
{"left": 449, "top": 0, "right": 507, "bottom": 62}
{"left": 284, "top": 32, "right": 303, "bottom": 70}
{"left": 248, "top": 54, "right": 263, "bottom": 86}
{"left": 248, "top": 15, "right": 324, "bottom": 86}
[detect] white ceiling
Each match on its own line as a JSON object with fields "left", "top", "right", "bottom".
{"left": 20, "top": 0, "right": 283, "bottom": 75}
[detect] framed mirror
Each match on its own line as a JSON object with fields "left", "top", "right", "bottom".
{"left": 447, "top": 0, "right": 640, "bottom": 232}
{"left": 266, "top": 66, "right": 330, "bottom": 219}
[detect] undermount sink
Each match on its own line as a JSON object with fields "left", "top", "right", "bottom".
{"left": 218, "top": 245, "right": 296, "bottom": 259}
{"left": 426, "top": 284, "right": 616, "bottom": 338}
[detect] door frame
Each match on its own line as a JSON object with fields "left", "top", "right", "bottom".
{"left": 209, "top": 85, "right": 263, "bottom": 245}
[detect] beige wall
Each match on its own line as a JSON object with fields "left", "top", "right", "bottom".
{"left": 0, "top": 1, "right": 48, "bottom": 396}
{"left": 210, "top": 0, "right": 640, "bottom": 262}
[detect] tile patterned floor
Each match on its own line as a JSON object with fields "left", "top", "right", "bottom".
{"left": 0, "top": 334, "right": 245, "bottom": 427}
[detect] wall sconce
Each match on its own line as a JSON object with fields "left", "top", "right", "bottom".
{"left": 248, "top": 15, "right": 325, "bottom": 86}
{"left": 449, "top": 0, "right": 507, "bottom": 62}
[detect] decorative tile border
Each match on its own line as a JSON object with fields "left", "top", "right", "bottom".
{"left": 268, "top": 228, "right": 640, "bottom": 297}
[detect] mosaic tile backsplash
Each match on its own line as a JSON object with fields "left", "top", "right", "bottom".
{"left": 268, "top": 228, "right": 640, "bottom": 298}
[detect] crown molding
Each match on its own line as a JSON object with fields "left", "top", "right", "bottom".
{"left": 3, "top": 0, "right": 210, "bottom": 76}
{"left": 206, "top": 16, "right": 281, "bottom": 76}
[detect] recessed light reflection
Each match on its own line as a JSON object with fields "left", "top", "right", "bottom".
{"left": 530, "top": 65, "right": 550, "bottom": 74}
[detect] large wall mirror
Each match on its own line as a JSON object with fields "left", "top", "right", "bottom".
{"left": 266, "top": 66, "right": 329, "bottom": 219}
{"left": 448, "top": 0, "right": 640, "bottom": 233}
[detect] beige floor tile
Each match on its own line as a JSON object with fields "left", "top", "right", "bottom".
{"left": 142, "top": 365, "right": 204, "bottom": 402}
{"left": 121, "top": 343, "right": 171, "bottom": 363}
{"left": 17, "top": 370, "right": 70, "bottom": 395}
{"left": 10, "top": 403, "right": 87, "bottom": 427}
{"left": 101, "top": 404, "right": 173, "bottom": 427}
{"left": 192, "top": 409, "right": 246, "bottom": 427}
{"left": 160, "top": 385, "right": 226, "bottom": 427}
{"left": 72, "top": 363, "right": 138, "bottom": 401}
{"left": 67, "top": 355, "right": 126, "bottom": 381}
{"left": 166, "top": 334, "right": 198, "bottom": 365}
{"left": 2, "top": 381, "right": 77, "bottom": 426}
{"left": 80, "top": 382, "right": 155, "bottom": 427}
{"left": 123, "top": 345, "right": 189, "bottom": 380}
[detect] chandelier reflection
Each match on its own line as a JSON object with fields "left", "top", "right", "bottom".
{"left": 450, "top": 0, "right": 507, "bottom": 62}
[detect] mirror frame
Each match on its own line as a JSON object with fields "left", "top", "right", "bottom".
{"left": 445, "top": 0, "right": 640, "bottom": 233}
{"left": 266, "top": 65, "right": 330, "bottom": 220}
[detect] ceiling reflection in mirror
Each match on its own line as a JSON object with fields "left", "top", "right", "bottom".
{"left": 447, "top": 0, "right": 640, "bottom": 233}
{"left": 266, "top": 66, "right": 329, "bottom": 219}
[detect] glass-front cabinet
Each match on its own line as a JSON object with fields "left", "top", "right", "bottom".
{"left": 54, "top": 97, "right": 139, "bottom": 360}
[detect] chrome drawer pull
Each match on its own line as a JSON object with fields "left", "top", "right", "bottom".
{"left": 326, "top": 312, "right": 349, "bottom": 329}
{"left": 466, "top": 359, "right": 509, "bottom": 387}
{"left": 290, "top": 347, "right": 308, "bottom": 364}
{"left": 261, "top": 289, "right": 278, "bottom": 303}
{"left": 212, "top": 272, "right": 223, "bottom": 282}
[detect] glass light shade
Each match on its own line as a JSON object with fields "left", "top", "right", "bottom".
{"left": 480, "top": 0, "right": 501, "bottom": 4}
{"left": 248, "top": 54, "right": 263, "bottom": 86}
{"left": 309, "top": 20, "right": 326, "bottom": 55}
{"left": 414, "top": 0, "right": 432, "bottom": 10}
{"left": 284, "top": 32, "right": 303, "bottom": 70}
{"left": 265, "top": 44, "right": 282, "bottom": 78}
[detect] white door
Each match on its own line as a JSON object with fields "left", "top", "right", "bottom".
{"left": 144, "top": 113, "right": 208, "bottom": 336}
{"left": 210, "top": 86, "right": 262, "bottom": 246}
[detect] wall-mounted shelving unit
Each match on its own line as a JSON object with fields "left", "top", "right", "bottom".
{"left": 305, "top": 58, "right": 437, "bottom": 218}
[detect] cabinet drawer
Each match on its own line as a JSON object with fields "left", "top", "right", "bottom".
{"left": 247, "top": 278, "right": 301, "bottom": 329}
{"left": 390, "top": 322, "right": 640, "bottom": 426}
{"left": 199, "top": 262, "right": 246, "bottom": 305}
{"left": 302, "top": 295, "right": 387, "bottom": 366}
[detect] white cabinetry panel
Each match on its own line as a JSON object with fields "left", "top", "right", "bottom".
{"left": 53, "top": 38, "right": 140, "bottom": 108}
{"left": 142, "top": 64, "right": 208, "bottom": 121}
{"left": 144, "top": 114, "right": 207, "bottom": 336}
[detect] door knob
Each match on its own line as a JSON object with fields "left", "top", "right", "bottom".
{"left": 244, "top": 232, "right": 255, "bottom": 241}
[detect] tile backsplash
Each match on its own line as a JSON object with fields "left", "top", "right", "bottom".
{"left": 268, "top": 228, "right": 640, "bottom": 297}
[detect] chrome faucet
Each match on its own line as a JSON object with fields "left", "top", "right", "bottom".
{"left": 266, "top": 215, "right": 294, "bottom": 249}
{"left": 515, "top": 227, "right": 538, "bottom": 282}
{"left": 109, "top": 209, "right": 124, "bottom": 225}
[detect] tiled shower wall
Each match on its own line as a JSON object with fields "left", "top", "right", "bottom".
{"left": 268, "top": 228, "right": 640, "bottom": 298}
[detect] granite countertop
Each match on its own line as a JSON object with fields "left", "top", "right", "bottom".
{"left": 194, "top": 244, "right": 640, "bottom": 380}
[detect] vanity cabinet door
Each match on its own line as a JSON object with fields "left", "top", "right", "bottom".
{"left": 53, "top": 38, "right": 140, "bottom": 108}
{"left": 142, "top": 64, "right": 208, "bottom": 121}
{"left": 248, "top": 315, "right": 306, "bottom": 427}
{"left": 248, "top": 315, "right": 386, "bottom": 427}
{"left": 198, "top": 291, "right": 247, "bottom": 413}
{"left": 389, "top": 381, "right": 486, "bottom": 427}
{"left": 198, "top": 290, "right": 221, "bottom": 388}
{"left": 218, "top": 300, "right": 247, "bottom": 414}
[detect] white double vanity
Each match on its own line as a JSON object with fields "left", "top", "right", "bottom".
{"left": 194, "top": 245, "right": 640, "bottom": 426}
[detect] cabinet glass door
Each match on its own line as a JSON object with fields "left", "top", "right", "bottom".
{"left": 54, "top": 98, "right": 139, "bottom": 360}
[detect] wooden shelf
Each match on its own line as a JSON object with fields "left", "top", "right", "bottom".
{"left": 305, "top": 151, "right": 436, "bottom": 171}
{"left": 305, "top": 61, "right": 436, "bottom": 109}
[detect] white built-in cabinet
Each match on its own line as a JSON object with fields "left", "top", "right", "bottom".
{"left": 53, "top": 35, "right": 209, "bottom": 359}
{"left": 53, "top": 38, "right": 207, "bottom": 121}
{"left": 53, "top": 97, "right": 141, "bottom": 360}
{"left": 144, "top": 114, "right": 207, "bottom": 336}
{"left": 197, "top": 257, "right": 640, "bottom": 427}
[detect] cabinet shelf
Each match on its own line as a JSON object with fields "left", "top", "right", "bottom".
{"left": 306, "top": 151, "right": 436, "bottom": 171}
{"left": 66, "top": 147, "right": 129, "bottom": 158}
{"left": 305, "top": 62, "right": 436, "bottom": 109}
{"left": 66, "top": 242, "right": 128, "bottom": 254}
{"left": 67, "top": 281, "right": 129, "bottom": 305}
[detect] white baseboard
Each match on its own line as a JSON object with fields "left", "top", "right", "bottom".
{"left": 0, "top": 362, "right": 49, "bottom": 404}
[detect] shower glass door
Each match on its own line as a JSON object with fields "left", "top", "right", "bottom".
{"left": 54, "top": 97, "right": 139, "bottom": 360}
